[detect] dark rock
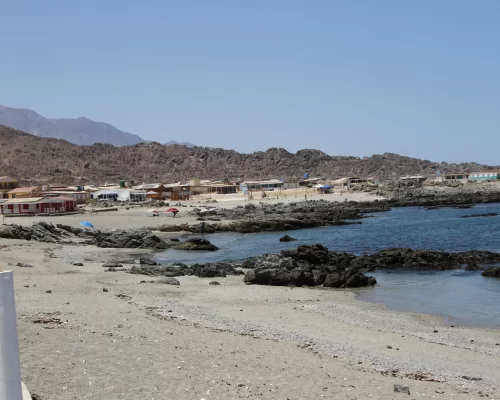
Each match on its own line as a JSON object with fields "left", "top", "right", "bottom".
{"left": 279, "top": 235, "right": 297, "bottom": 242}
{"left": 394, "top": 384, "right": 410, "bottom": 395}
{"left": 464, "top": 261, "right": 481, "bottom": 271}
{"left": 172, "top": 238, "right": 219, "bottom": 251}
{"left": 313, "top": 270, "right": 328, "bottom": 286}
{"left": 323, "top": 273, "right": 344, "bottom": 288}
{"left": 461, "top": 213, "right": 498, "bottom": 218}
{"left": 129, "top": 261, "right": 242, "bottom": 278}
{"left": 482, "top": 267, "right": 500, "bottom": 278}
{"left": 346, "top": 272, "right": 370, "bottom": 288}
{"left": 105, "top": 267, "right": 126, "bottom": 272}
{"left": 46, "top": 290, "right": 52, "bottom": 294}
{"left": 190, "top": 262, "right": 243, "bottom": 277}
{"left": 243, "top": 269, "right": 256, "bottom": 284}
{"left": 31, "top": 394, "right": 43, "bottom": 400}
{"left": 102, "top": 262, "right": 124, "bottom": 269}
{"left": 140, "top": 257, "right": 157, "bottom": 265}
{"left": 209, "top": 281, "right": 221, "bottom": 285}
{"left": 245, "top": 268, "right": 273, "bottom": 285}
{"left": 16, "top": 263, "right": 33, "bottom": 268}
{"left": 461, "top": 376, "right": 482, "bottom": 381}
{"left": 280, "top": 257, "right": 299, "bottom": 271}
{"left": 270, "top": 270, "right": 292, "bottom": 286}
{"left": 282, "top": 244, "right": 330, "bottom": 264}
{"left": 103, "top": 288, "right": 109, "bottom": 292}
{"left": 156, "top": 277, "right": 180, "bottom": 285}
{"left": 91, "top": 229, "right": 170, "bottom": 249}
{"left": 72, "top": 262, "right": 84, "bottom": 266}
{"left": 370, "top": 248, "right": 500, "bottom": 270}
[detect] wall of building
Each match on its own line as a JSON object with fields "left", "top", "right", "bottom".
{"left": 469, "top": 173, "right": 500, "bottom": 181}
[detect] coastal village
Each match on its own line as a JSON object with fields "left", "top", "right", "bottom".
{"left": 1, "top": 170, "right": 499, "bottom": 216}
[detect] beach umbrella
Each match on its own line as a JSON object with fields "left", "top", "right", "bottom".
{"left": 166, "top": 208, "right": 179, "bottom": 213}
{"left": 80, "top": 221, "right": 94, "bottom": 228}
{"left": 323, "top": 185, "right": 332, "bottom": 189}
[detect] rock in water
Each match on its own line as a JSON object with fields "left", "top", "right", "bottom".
{"left": 279, "top": 235, "right": 297, "bottom": 242}
{"left": 393, "top": 384, "right": 410, "bottom": 395}
{"left": 482, "top": 267, "right": 500, "bottom": 278}
{"left": 140, "top": 257, "right": 157, "bottom": 265}
{"left": 172, "top": 238, "right": 219, "bottom": 251}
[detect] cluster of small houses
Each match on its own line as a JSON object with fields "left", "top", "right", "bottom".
{"left": 0, "top": 171, "right": 499, "bottom": 216}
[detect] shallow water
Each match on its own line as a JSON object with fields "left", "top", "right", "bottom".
{"left": 156, "top": 203, "right": 500, "bottom": 327}
{"left": 357, "top": 269, "right": 500, "bottom": 328}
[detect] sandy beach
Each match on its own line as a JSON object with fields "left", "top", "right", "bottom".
{"left": 3, "top": 194, "right": 499, "bottom": 399}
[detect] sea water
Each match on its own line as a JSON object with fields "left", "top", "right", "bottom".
{"left": 156, "top": 203, "right": 500, "bottom": 327}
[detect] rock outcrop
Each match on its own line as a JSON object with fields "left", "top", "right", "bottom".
{"left": 129, "top": 262, "right": 243, "bottom": 278}
{"left": 243, "top": 245, "right": 376, "bottom": 288}
{"left": 482, "top": 267, "right": 500, "bottom": 278}
{"left": 0, "top": 222, "right": 169, "bottom": 249}
{"left": 279, "top": 235, "right": 297, "bottom": 242}
{"left": 241, "top": 244, "right": 500, "bottom": 288}
{"left": 172, "top": 238, "right": 219, "bottom": 251}
{"left": 90, "top": 229, "right": 169, "bottom": 249}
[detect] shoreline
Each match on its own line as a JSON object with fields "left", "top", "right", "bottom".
{"left": 5, "top": 193, "right": 500, "bottom": 398}
{"left": 6, "top": 240, "right": 500, "bottom": 398}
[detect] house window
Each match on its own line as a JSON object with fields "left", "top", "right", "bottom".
{"left": 36, "top": 204, "right": 39, "bottom": 209}
{"left": 23, "top": 204, "right": 29, "bottom": 210}
{"left": 11, "top": 194, "right": 16, "bottom": 199}
{"left": 8, "top": 205, "right": 13, "bottom": 210}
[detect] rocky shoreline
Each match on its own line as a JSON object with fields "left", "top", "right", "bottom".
{"left": 0, "top": 222, "right": 170, "bottom": 249}
{"left": 155, "top": 194, "right": 500, "bottom": 234}
{"left": 121, "top": 244, "right": 500, "bottom": 291}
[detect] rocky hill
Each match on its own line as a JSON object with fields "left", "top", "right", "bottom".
{"left": 0, "top": 125, "right": 493, "bottom": 184}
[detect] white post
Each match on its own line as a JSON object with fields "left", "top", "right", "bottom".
{"left": 0, "top": 271, "right": 23, "bottom": 400}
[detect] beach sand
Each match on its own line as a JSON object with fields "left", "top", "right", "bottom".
{"left": 4, "top": 194, "right": 500, "bottom": 399}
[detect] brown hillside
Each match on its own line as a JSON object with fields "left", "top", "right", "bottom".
{"left": 0, "top": 125, "right": 492, "bottom": 184}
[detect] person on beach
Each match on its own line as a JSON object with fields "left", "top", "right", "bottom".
{"left": 185, "top": 223, "right": 189, "bottom": 237}
{"left": 173, "top": 210, "right": 178, "bottom": 217}
{"left": 200, "top": 221, "right": 205, "bottom": 237}
{"left": 305, "top": 194, "right": 307, "bottom": 201}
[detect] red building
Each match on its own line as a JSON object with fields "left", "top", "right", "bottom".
{"left": 0, "top": 197, "right": 76, "bottom": 215}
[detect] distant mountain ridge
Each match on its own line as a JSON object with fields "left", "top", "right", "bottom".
{"left": 0, "top": 125, "right": 494, "bottom": 185}
{"left": 0, "top": 105, "right": 195, "bottom": 147}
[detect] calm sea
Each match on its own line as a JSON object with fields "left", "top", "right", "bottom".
{"left": 156, "top": 203, "right": 500, "bottom": 327}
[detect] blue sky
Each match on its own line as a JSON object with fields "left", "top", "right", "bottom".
{"left": 1, "top": 1, "right": 499, "bottom": 164}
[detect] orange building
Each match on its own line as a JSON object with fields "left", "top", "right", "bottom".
{"left": 7, "top": 186, "right": 40, "bottom": 199}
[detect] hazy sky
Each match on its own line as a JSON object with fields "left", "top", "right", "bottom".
{"left": 1, "top": 1, "right": 499, "bottom": 164}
